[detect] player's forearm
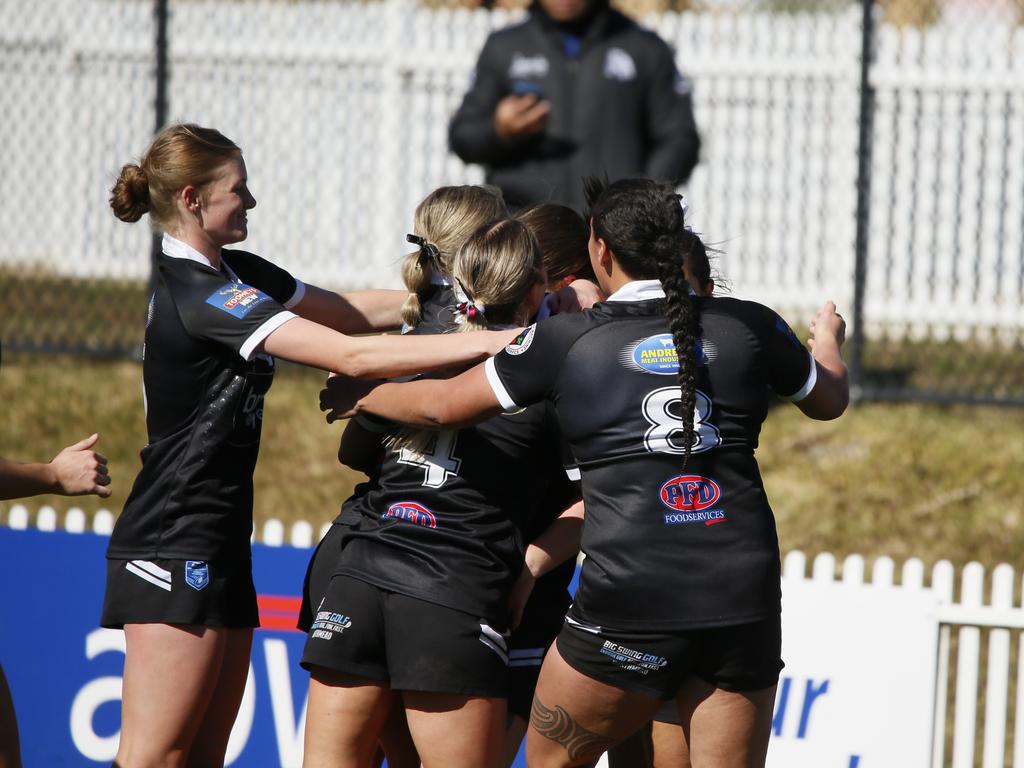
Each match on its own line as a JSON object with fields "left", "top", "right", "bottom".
{"left": 296, "top": 285, "right": 405, "bottom": 334}
{"left": 356, "top": 380, "right": 453, "bottom": 428}
{"left": 0, "top": 460, "right": 58, "bottom": 500}
{"left": 524, "top": 500, "right": 585, "bottom": 579}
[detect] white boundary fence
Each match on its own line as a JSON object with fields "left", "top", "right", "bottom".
{"left": 2, "top": 0, "right": 1023, "bottom": 337}
{"left": 5, "top": 503, "right": 1024, "bottom": 765}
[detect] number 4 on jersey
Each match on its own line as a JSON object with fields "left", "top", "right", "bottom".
{"left": 642, "top": 387, "right": 721, "bottom": 455}
{"left": 397, "top": 430, "right": 462, "bottom": 488}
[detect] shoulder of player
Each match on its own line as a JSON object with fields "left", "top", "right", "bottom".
{"left": 700, "top": 296, "right": 787, "bottom": 337}
{"left": 602, "top": 13, "right": 671, "bottom": 54}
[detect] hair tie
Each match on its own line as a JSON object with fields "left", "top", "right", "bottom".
{"left": 406, "top": 233, "right": 442, "bottom": 270}
{"left": 453, "top": 278, "right": 486, "bottom": 324}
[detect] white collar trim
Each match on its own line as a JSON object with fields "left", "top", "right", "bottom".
{"left": 162, "top": 233, "right": 240, "bottom": 281}
{"left": 162, "top": 233, "right": 215, "bottom": 268}
{"left": 606, "top": 280, "right": 665, "bottom": 302}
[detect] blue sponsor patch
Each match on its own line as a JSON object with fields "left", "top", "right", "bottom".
{"left": 620, "top": 334, "right": 713, "bottom": 375}
{"left": 184, "top": 560, "right": 210, "bottom": 591}
{"left": 206, "top": 283, "right": 271, "bottom": 319}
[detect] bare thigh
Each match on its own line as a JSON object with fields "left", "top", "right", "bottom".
{"left": 673, "top": 677, "right": 776, "bottom": 768}
{"left": 116, "top": 623, "right": 231, "bottom": 768}
{"left": 302, "top": 667, "right": 395, "bottom": 768}
{"left": 525, "top": 643, "right": 662, "bottom": 768}
{"left": 403, "top": 691, "right": 506, "bottom": 768}
{"left": 651, "top": 720, "right": 689, "bottom": 768}
{"left": 189, "top": 628, "right": 253, "bottom": 767}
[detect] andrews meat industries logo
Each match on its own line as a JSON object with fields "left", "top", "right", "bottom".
{"left": 620, "top": 334, "right": 714, "bottom": 374}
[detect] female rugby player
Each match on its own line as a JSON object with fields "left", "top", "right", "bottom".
{"left": 321, "top": 178, "right": 849, "bottom": 768}
{"left": 104, "top": 123, "right": 516, "bottom": 767}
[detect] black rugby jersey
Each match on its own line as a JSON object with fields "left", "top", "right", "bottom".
{"left": 485, "top": 282, "right": 815, "bottom": 631}
{"left": 108, "top": 235, "right": 300, "bottom": 563}
{"left": 338, "top": 399, "right": 567, "bottom": 624}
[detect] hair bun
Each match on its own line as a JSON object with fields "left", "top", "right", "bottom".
{"left": 110, "top": 163, "right": 151, "bottom": 222}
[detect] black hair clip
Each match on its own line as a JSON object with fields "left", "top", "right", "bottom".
{"left": 406, "top": 233, "right": 442, "bottom": 269}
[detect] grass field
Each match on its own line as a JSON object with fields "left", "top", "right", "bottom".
{"left": 2, "top": 352, "right": 1022, "bottom": 575}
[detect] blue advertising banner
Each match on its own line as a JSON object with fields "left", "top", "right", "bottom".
{"left": 0, "top": 526, "right": 534, "bottom": 767}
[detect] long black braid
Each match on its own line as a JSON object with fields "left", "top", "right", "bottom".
{"left": 586, "top": 177, "right": 700, "bottom": 465}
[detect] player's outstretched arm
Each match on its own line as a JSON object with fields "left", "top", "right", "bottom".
{"left": 798, "top": 301, "right": 850, "bottom": 421}
{"left": 262, "top": 317, "right": 518, "bottom": 380}
{"left": 292, "top": 285, "right": 408, "bottom": 335}
{"left": 321, "top": 363, "right": 504, "bottom": 429}
{"left": 0, "top": 434, "right": 112, "bottom": 500}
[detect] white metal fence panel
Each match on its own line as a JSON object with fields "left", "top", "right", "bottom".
{"left": 1, "top": 0, "right": 1022, "bottom": 338}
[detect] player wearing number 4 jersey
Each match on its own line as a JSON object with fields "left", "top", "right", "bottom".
{"left": 327, "top": 178, "right": 849, "bottom": 768}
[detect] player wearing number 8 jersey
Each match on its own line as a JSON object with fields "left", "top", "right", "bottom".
{"left": 328, "top": 178, "right": 849, "bottom": 767}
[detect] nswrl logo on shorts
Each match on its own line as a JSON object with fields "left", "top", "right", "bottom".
{"left": 185, "top": 560, "right": 210, "bottom": 591}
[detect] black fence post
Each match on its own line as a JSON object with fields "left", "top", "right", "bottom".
{"left": 147, "top": 0, "right": 170, "bottom": 313}
{"left": 850, "top": 0, "right": 876, "bottom": 402}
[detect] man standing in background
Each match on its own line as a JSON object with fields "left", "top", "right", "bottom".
{"left": 449, "top": 0, "right": 701, "bottom": 211}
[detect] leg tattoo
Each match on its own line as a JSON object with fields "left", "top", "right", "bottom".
{"left": 530, "top": 697, "right": 616, "bottom": 762}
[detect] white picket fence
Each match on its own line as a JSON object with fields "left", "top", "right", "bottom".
{"left": 3, "top": 502, "right": 1023, "bottom": 764}
{"left": 1, "top": 0, "right": 1023, "bottom": 338}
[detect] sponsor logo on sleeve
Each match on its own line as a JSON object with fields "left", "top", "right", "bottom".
{"left": 383, "top": 501, "right": 438, "bottom": 529}
{"left": 206, "top": 282, "right": 272, "bottom": 319}
{"left": 620, "top": 334, "right": 714, "bottom": 374}
{"left": 504, "top": 324, "right": 537, "bottom": 356}
{"left": 658, "top": 474, "right": 726, "bottom": 526}
{"left": 184, "top": 560, "right": 210, "bottom": 591}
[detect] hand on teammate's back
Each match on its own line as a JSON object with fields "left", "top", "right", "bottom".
{"left": 320, "top": 376, "right": 381, "bottom": 423}
{"left": 547, "top": 279, "right": 605, "bottom": 315}
{"left": 50, "top": 434, "right": 112, "bottom": 497}
{"left": 494, "top": 94, "right": 550, "bottom": 142}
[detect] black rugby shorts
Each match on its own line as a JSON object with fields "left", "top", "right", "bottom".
{"left": 556, "top": 609, "right": 783, "bottom": 702}
{"left": 101, "top": 557, "right": 258, "bottom": 629}
{"left": 298, "top": 523, "right": 351, "bottom": 633}
{"left": 506, "top": 586, "right": 571, "bottom": 720}
{"left": 300, "top": 575, "right": 509, "bottom": 698}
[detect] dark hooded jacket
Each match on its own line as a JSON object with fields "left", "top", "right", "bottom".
{"left": 449, "top": 0, "right": 700, "bottom": 211}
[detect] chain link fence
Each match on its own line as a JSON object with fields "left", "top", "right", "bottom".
{"left": 1, "top": 0, "right": 1022, "bottom": 402}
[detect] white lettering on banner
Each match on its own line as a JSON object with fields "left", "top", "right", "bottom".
{"left": 772, "top": 677, "right": 830, "bottom": 739}
{"left": 265, "top": 638, "right": 307, "bottom": 767}
{"left": 69, "top": 631, "right": 308, "bottom": 766}
{"left": 224, "top": 664, "right": 256, "bottom": 764}
{"left": 69, "top": 629, "right": 125, "bottom": 760}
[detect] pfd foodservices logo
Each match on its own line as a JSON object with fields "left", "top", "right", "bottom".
{"left": 383, "top": 501, "right": 438, "bottom": 529}
{"left": 206, "top": 282, "right": 271, "bottom": 318}
{"left": 658, "top": 474, "right": 726, "bottom": 526}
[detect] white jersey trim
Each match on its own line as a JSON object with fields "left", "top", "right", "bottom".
{"left": 284, "top": 280, "right": 306, "bottom": 309}
{"left": 484, "top": 357, "right": 519, "bottom": 411}
{"left": 782, "top": 352, "right": 818, "bottom": 403}
{"left": 239, "top": 311, "right": 298, "bottom": 361}
{"left": 606, "top": 280, "right": 665, "bottom": 302}
{"left": 566, "top": 466, "right": 581, "bottom": 481}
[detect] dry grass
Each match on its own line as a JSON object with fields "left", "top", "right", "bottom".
{"left": 2, "top": 352, "right": 1023, "bottom": 570}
